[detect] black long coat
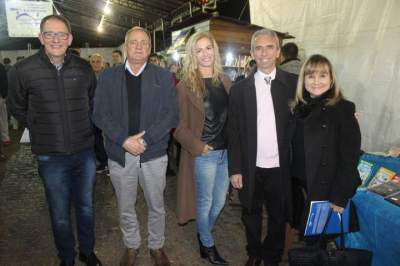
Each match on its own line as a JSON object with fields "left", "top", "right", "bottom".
{"left": 292, "top": 98, "right": 361, "bottom": 209}
{"left": 227, "top": 69, "right": 297, "bottom": 218}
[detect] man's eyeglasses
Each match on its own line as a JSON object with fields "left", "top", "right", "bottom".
{"left": 42, "top": 31, "right": 70, "bottom": 40}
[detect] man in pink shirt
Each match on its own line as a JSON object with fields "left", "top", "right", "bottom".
{"left": 228, "top": 29, "right": 298, "bottom": 266}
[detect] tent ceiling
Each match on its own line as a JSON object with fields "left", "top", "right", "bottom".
{"left": 0, "top": 0, "right": 192, "bottom": 50}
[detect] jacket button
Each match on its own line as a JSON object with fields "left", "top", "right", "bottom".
{"left": 322, "top": 107, "right": 327, "bottom": 111}
{"left": 321, "top": 162, "right": 327, "bottom": 166}
{"left": 321, "top": 124, "right": 327, "bottom": 129}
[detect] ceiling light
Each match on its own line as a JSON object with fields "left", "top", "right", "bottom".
{"left": 104, "top": 5, "right": 111, "bottom": 15}
{"left": 225, "top": 52, "right": 234, "bottom": 65}
{"left": 172, "top": 52, "right": 180, "bottom": 62}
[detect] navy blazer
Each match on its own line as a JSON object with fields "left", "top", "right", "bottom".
{"left": 92, "top": 63, "right": 178, "bottom": 166}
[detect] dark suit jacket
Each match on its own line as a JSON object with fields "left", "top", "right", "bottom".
{"left": 92, "top": 63, "right": 178, "bottom": 166}
{"left": 228, "top": 68, "right": 297, "bottom": 213}
{"left": 292, "top": 99, "right": 361, "bottom": 208}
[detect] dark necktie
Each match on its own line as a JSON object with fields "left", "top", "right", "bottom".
{"left": 265, "top": 76, "right": 272, "bottom": 85}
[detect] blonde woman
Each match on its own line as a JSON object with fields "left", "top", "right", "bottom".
{"left": 174, "top": 32, "right": 232, "bottom": 265}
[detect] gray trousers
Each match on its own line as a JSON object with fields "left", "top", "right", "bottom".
{"left": 109, "top": 153, "right": 168, "bottom": 250}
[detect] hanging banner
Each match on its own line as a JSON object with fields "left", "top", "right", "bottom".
{"left": 5, "top": 0, "right": 53, "bottom": 37}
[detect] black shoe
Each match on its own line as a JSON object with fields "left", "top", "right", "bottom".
{"left": 197, "top": 234, "right": 228, "bottom": 265}
{"left": 79, "top": 252, "right": 102, "bottom": 266}
{"left": 59, "top": 260, "right": 74, "bottom": 266}
{"left": 245, "top": 256, "right": 262, "bottom": 266}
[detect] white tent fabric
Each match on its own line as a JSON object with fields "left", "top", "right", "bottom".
{"left": 249, "top": 0, "right": 400, "bottom": 152}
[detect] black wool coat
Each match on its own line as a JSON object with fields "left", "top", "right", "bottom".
{"left": 228, "top": 68, "right": 297, "bottom": 219}
{"left": 291, "top": 98, "right": 362, "bottom": 208}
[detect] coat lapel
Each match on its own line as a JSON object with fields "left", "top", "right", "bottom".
{"left": 116, "top": 65, "right": 128, "bottom": 131}
{"left": 271, "top": 69, "right": 289, "bottom": 144}
{"left": 180, "top": 80, "right": 204, "bottom": 114}
{"left": 271, "top": 69, "right": 291, "bottom": 146}
{"left": 244, "top": 74, "right": 258, "bottom": 162}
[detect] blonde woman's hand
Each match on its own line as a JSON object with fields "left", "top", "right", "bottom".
{"left": 202, "top": 144, "right": 213, "bottom": 155}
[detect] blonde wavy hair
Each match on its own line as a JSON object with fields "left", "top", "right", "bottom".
{"left": 182, "top": 31, "right": 223, "bottom": 96}
{"left": 290, "top": 54, "right": 343, "bottom": 111}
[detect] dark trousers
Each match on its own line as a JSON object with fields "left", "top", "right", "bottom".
{"left": 93, "top": 125, "right": 107, "bottom": 166}
{"left": 37, "top": 148, "right": 96, "bottom": 262}
{"left": 242, "top": 167, "right": 286, "bottom": 264}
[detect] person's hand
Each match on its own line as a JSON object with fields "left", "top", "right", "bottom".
{"left": 330, "top": 203, "right": 344, "bottom": 213}
{"left": 354, "top": 112, "right": 360, "bottom": 122}
{"left": 230, "top": 174, "right": 243, "bottom": 189}
{"left": 122, "top": 131, "right": 146, "bottom": 156}
{"left": 202, "top": 144, "right": 213, "bottom": 155}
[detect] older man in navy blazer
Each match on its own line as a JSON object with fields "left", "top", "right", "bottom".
{"left": 93, "top": 26, "right": 178, "bottom": 266}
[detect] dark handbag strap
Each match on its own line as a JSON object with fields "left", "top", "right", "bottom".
{"left": 320, "top": 208, "right": 347, "bottom": 250}
{"left": 338, "top": 212, "right": 346, "bottom": 250}
{"left": 318, "top": 207, "right": 347, "bottom": 250}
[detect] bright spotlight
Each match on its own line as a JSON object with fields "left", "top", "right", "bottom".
{"left": 104, "top": 5, "right": 111, "bottom": 15}
{"left": 97, "top": 25, "right": 103, "bottom": 32}
{"left": 172, "top": 52, "right": 180, "bottom": 62}
{"left": 225, "top": 52, "right": 234, "bottom": 65}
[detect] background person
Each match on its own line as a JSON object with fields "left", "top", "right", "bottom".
{"left": 89, "top": 53, "right": 108, "bottom": 174}
{"left": 3, "top": 58, "right": 12, "bottom": 72}
{"left": 89, "top": 53, "right": 104, "bottom": 78}
{"left": 112, "top": 49, "right": 123, "bottom": 66}
{"left": 0, "top": 62, "right": 7, "bottom": 160}
{"left": 174, "top": 31, "right": 232, "bottom": 265}
{"left": 279, "top": 42, "right": 302, "bottom": 75}
{"left": 149, "top": 53, "right": 161, "bottom": 66}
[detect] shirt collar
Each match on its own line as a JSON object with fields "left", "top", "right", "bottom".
{"left": 45, "top": 51, "right": 65, "bottom": 70}
{"left": 125, "top": 61, "right": 147, "bottom": 76}
{"left": 256, "top": 67, "right": 277, "bottom": 81}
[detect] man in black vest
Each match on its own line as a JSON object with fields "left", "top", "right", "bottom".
{"left": 228, "top": 29, "right": 297, "bottom": 266}
{"left": 7, "top": 15, "right": 101, "bottom": 266}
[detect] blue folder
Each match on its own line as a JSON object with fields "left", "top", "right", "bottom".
{"left": 304, "top": 200, "right": 351, "bottom": 236}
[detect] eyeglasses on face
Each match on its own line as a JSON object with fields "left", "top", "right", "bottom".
{"left": 42, "top": 31, "right": 70, "bottom": 40}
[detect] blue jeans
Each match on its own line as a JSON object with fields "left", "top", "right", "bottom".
{"left": 194, "top": 149, "right": 229, "bottom": 247}
{"left": 37, "top": 148, "right": 96, "bottom": 262}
